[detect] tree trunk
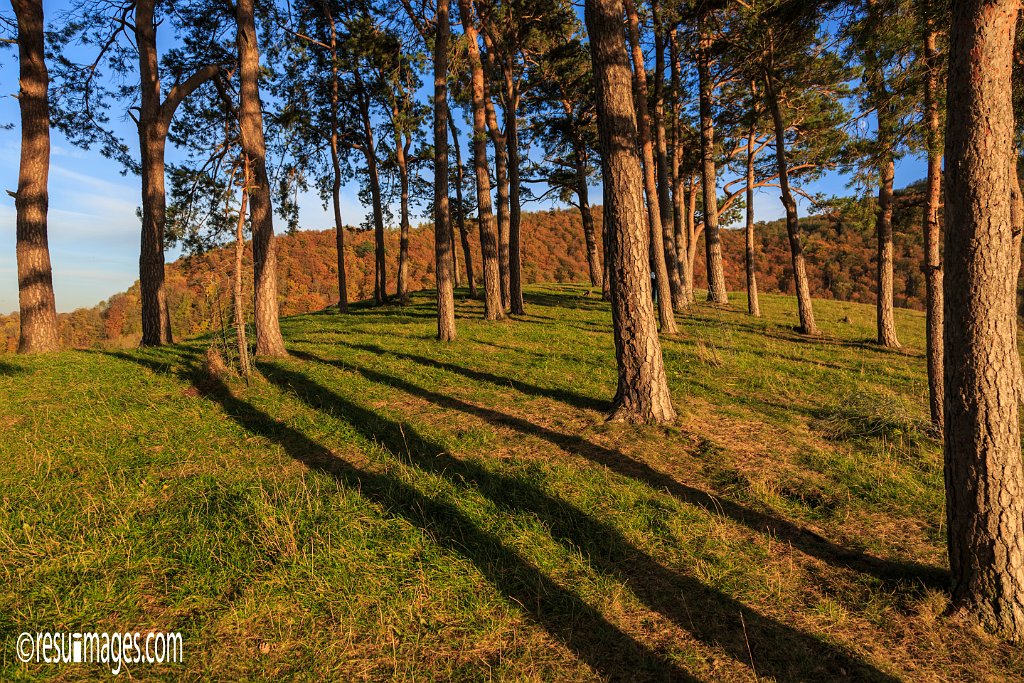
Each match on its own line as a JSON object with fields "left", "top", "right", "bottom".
{"left": 697, "top": 17, "right": 728, "bottom": 304}
{"left": 456, "top": 0, "right": 504, "bottom": 320}
{"left": 234, "top": 162, "right": 252, "bottom": 378}
{"left": 356, "top": 78, "right": 387, "bottom": 306}
{"left": 624, "top": 0, "right": 677, "bottom": 334}
{"left": 764, "top": 63, "right": 818, "bottom": 335}
{"left": 651, "top": 0, "right": 684, "bottom": 311}
{"left": 669, "top": 27, "right": 693, "bottom": 307}
{"left": 584, "top": 0, "right": 676, "bottom": 424}
{"left": 396, "top": 128, "right": 412, "bottom": 304}
{"left": 327, "top": 6, "right": 347, "bottom": 313}
{"left": 434, "top": 0, "right": 457, "bottom": 340}
{"left": 745, "top": 116, "right": 761, "bottom": 318}
{"left": 575, "top": 149, "right": 602, "bottom": 288}
{"left": 483, "top": 91, "right": 511, "bottom": 310}
{"left": 448, "top": 115, "right": 477, "bottom": 298}
{"left": 602, "top": 215, "right": 613, "bottom": 301}
{"left": 922, "top": 22, "right": 942, "bottom": 428}
{"left": 875, "top": 153, "right": 901, "bottom": 347}
{"left": 685, "top": 178, "right": 699, "bottom": 299}
{"left": 136, "top": 0, "right": 172, "bottom": 346}
{"left": 235, "top": 0, "right": 287, "bottom": 357}
{"left": 506, "top": 79, "right": 525, "bottom": 315}
{"left": 12, "top": 0, "right": 59, "bottom": 354}
{"left": 942, "top": 0, "right": 1024, "bottom": 641}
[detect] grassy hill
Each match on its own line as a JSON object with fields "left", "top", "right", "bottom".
{"left": 2, "top": 285, "right": 1021, "bottom": 680}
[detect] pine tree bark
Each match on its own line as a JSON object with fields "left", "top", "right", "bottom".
{"left": 669, "top": 27, "right": 693, "bottom": 307}
{"left": 575, "top": 148, "right": 603, "bottom": 288}
{"left": 135, "top": 0, "right": 221, "bottom": 346}
{"left": 136, "top": 0, "right": 172, "bottom": 346}
{"left": 234, "top": 162, "right": 252, "bottom": 378}
{"left": 624, "top": 0, "right": 677, "bottom": 334}
{"left": 326, "top": 5, "right": 348, "bottom": 313}
{"left": 434, "top": 0, "right": 458, "bottom": 340}
{"left": 354, "top": 70, "right": 388, "bottom": 306}
{"left": 875, "top": 148, "right": 901, "bottom": 347}
{"left": 396, "top": 129, "right": 412, "bottom": 304}
{"left": 922, "top": 19, "right": 943, "bottom": 428}
{"left": 764, "top": 61, "right": 818, "bottom": 335}
{"left": 235, "top": 0, "right": 287, "bottom": 357}
{"left": 505, "top": 79, "right": 525, "bottom": 315}
{"left": 651, "top": 0, "right": 684, "bottom": 311}
{"left": 943, "top": 0, "right": 1024, "bottom": 641}
{"left": 457, "top": 0, "right": 504, "bottom": 320}
{"left": 864, "top": 0, "right": 901, "bottom": 348}
{"left": 585, "top": 0, "right": 675, "bottom": 424}
{"left": 483, "top": 88, "right": 511, "bottom": 310}
{"left": 12, "top": 0, "right": 59, "bottom": 354}
{"left": 744, "top": 115, "right": 761, "bottom": 318}
{"left": 448, "top": 116, "right": 477, "bottom": 298}
{"left": 697, "top": 15, "right": 729, "bottom": 304}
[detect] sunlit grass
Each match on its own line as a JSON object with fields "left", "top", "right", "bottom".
{"left": 1, "top": 284, "right": 1020, "bottom": 681}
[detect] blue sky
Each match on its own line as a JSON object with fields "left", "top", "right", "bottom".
{"left": 0, "top": 1, "right": 930, "bottom": 315}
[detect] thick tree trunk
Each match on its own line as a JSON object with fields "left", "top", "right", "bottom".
{"left": 697, "top": 18, "right": 728, "bottom": 304}
{"left": 585, "top": 0, "right": 676, "bottom": 424}
{"left": 434, "top": 0, "right": 457, "bottom": 340}
{"left": 456, "top": 0, "right": 504, "bottom": 320}
{"left": 745, "top": 118, "right": 760, "bottom": 318}
{"left": 506, "top": 83, "right": 525, "bottom": 315}
{"left": 875, "top": 153, "right": 901, "bottom": 347}
{"left": 942, "top": 0, "right": 1024, "bottom": 641}
{"left": 12, "top": 0, "right": 59, "bottom": 354}
{"left": 448, "top": 116, "right": 477, "bottom": 298}
{"left": 136, "top": 0, "right": 172, "bottom": 346}
{"left": 624, "top": 0, "right": 677, "bottom": 334}
{"left": 484, "top": 92, "right": 511, "bottom": 309}
{"left": 651, "top": 0, "right": 684, "bottom": 311}
{"left": 234, "top": 165, "right": 252, "bottom": 378}
{"left": 764, "top": 63, "right": 818, "bottom": 335}
{"left": 922, "top": 21, "right": 943, "bottom": 428}
{"left": 235, "top": 0, "right": 287, "bottom": 357}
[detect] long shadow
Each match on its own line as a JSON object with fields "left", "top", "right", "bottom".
{"left": 342, "top": 342, "right": 608, "bottom": 412}
{"left": 262, "top": 358, "right": 900, "bottom": 682}
{"left": 523, "top": 290, "right": 610, "bottom": 313}
{"left": 0, "top": 360, "right": 26, "bottom": 376}
{"left": 104, "top": 349, "right": 691, "bottom": 682}
{"left": 295, "top": 350, "right": 947, "bottom": 593}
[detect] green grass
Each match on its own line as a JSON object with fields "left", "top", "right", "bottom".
{"left": 1, "top": 284, "right": 1022, "bottom": 681}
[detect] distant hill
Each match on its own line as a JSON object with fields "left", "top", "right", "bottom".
{"left": 0, "top": 189, "right": 939, "bottom": 352}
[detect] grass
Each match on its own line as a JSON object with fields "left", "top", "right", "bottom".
{"left": 1, "top": 283, "right": 1021, "bottom": 681}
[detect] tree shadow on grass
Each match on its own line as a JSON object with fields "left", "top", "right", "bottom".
{"left": 103, "top": 348, "right": 692, "bottom": 682}
{"left": 341, "top": 342, "right": 608, "bottom": 412}
{"left": 261, "top": 357, "right": 901, "bottom": 682}
{"left": 0, "top": 360, "right": 26, "bottom": 376}
{"left": 294, "top": 350, "right": 947, "bottom": 594}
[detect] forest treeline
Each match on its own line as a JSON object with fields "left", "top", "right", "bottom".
{"left": 1, "top": 186, "right": 941, "bottom": 352}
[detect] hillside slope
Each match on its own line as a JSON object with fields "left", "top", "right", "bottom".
{"left": 1, "top": 285, "right": 1020, "bottom": 681}
{"left": 0, "top": 190, "right": 935, "bottom": 352}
